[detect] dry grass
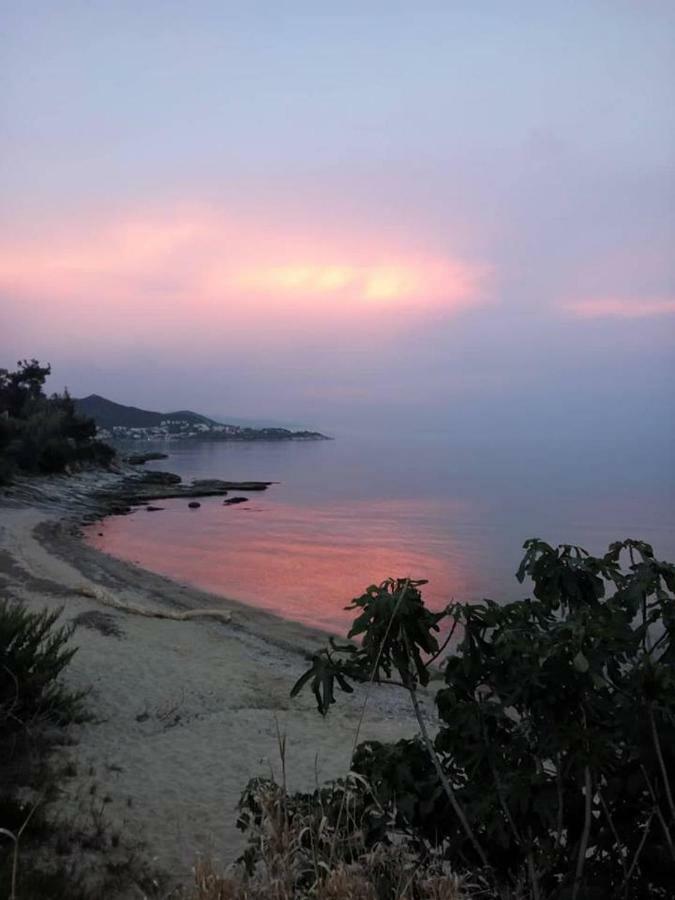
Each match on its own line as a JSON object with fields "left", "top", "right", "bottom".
{"left": 185, "top": 777, "right": 470, "bottom": 900}
{"left": 190, "top": 854, "right": 468, "bottom": 900}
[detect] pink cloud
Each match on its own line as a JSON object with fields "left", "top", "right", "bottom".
{"left": 0, "top": 206, "right": 490, "bottom": 355}
{"left": 563, "top": 297, "right": 675, "bottom": 319}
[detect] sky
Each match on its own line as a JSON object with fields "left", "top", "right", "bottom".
{"left": 1, "top": 1, "right": 673, "bottom": 446}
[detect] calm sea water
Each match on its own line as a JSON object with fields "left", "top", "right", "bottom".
{"left": 85, "top": 434, "right": 675, "bottom": 633}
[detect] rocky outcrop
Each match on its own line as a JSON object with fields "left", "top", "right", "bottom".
{"left": 95, "top": 473, "right": 274, "bottom": 510}
{"left": 126, "top": 452, "right": 169, "bottom": 465}
{"left": 140, "top": 471, "right": 182, "bottom": 485}
{"left": 192, "top": 479, "right": 269, "bottom": 492}
{"left": 0, "top": 467, "right": 275, "bottom": 523}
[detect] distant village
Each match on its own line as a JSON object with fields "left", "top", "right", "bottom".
{"left": 95, "top": 419, "right": 327, "bottom": 442}
{"left": 95, "top": 418, "right": 240, "bottom": 441}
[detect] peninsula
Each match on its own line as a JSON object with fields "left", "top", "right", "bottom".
{"left": 74, "top": 394, "right": 331, "bottom": 443}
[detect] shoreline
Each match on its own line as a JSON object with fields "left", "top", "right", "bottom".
{"left": 4, "top": 464, "right": 333, "bottom": 646}
{"left": 0, "top": 468, "right": 417, "bottom": 889}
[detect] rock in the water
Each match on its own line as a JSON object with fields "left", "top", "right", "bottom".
{"left": 141, "top": 471, "right": 181, "bottom": 485}
{"left": 223, "top": 496, "right": 248, "bottom": 505}
{"left": 146, "top": 505, "right": 164, "bottom": 512}
{"left": 126, "top": 452, "right": 169, "bottom": 465}
{"left": 188, "top": 501, "right": 201, "bottom": 509}
{"left": 193, "top": 479, "right": 272, "bottom": 491}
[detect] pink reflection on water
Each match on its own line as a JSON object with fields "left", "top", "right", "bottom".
{"left": 84, "top": 495, "right": 480, "bottom": 633}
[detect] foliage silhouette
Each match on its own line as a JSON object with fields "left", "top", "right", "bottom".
{"left": 291, "top": 539, "right": 675, "bottom": 898}
{"left": 0, "top": 359, "right": 114, "bottom": 482}
{"left": 0, "top": 599, "right": 86, "bottom": 734}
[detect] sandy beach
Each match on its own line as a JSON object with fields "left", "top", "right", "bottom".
{"left": 0, "top": 469, "right": 419, "bottom": 891}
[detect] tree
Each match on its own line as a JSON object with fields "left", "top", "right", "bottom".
{"left": 0, "top": 359, "right": 114, "bottom": 481}
{"left": 0, "top": 359, "right": 51, "bottom": 418}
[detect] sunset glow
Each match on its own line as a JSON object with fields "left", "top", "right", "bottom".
{"left": 0, "top": 1, "right": 672, "bottom": 428}
{"left": 0, "top": 210, "right": 489, "bottom": 350}
{"left": 231, "top": 258, "right": 481, "bottom": 306}
{"left": 84, "top": 494, "right": 478, "bottom": 633}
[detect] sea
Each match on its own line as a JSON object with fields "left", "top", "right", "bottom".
{"left": 85, "top": 432, "right": 675, "bottom": 634}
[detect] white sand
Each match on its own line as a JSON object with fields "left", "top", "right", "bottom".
{"left": 0, "top": 479, "right": 422, "bottom": 891}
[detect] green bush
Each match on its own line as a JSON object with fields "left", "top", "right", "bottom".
{"left": 292, "top": 540, "right": 675, "bottom": 899}
{"left": 0, "top": 600, "right": 85, "bottom": 732}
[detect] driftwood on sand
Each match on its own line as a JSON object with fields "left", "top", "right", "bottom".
{"left": 76, "top": 584, "right": 233, "bottom": 624}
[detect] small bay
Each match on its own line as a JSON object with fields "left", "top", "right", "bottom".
{"left": 85, "top": 432, "right": 675, "bottom": 634}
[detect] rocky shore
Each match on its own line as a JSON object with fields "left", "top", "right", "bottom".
{"left": 91, "top": 469, "right": 275, "bottom": 516}
{"left": 3, "top": 463, "right": 274, "bottom": 517}
{"left": 0, "top": 464, "right": 418, "bottom": 892}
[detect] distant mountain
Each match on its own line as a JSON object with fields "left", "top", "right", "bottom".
{"left": 74, "top": 395, "right": 221, "bottom": 430}
{"left": 74, "top": 394, "right": 330, "bottom": 441}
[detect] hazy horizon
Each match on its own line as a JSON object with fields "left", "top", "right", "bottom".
{"left": 1, "top": 2, "right": 673, "bottom": 451}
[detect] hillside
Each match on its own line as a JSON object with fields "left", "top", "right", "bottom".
{"left": 74, "top": 395, "right": 220, "bottom": 430}
{"left": 73, "top": 394, "right": 330, "bottom": 441}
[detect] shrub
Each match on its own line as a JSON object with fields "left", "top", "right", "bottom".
{"left": 0, "top": 601, "right": 91, "bottom": 900}
{"left": 292, "top": 540, "right": 675, "bottom": 899}
{"left": 0, "top": 600, "right": 85, "bottom": 734}
{"left": 189, "top": 775, "right": 470, "bottom": 899}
